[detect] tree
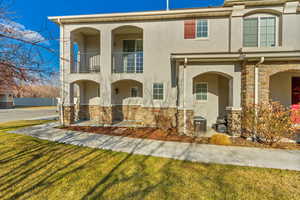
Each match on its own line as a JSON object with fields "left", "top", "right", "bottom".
{"left": 0, "top": 0, "right": 55, "bottom": 91}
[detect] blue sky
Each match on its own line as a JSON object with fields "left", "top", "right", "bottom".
{"left": 10, "top": 0, "right": 224, "bottom": 71}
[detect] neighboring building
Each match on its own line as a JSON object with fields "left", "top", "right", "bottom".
{"left": 49, "top": 0, "right": 300, "bottom": 135}
{"left": 0, "top": 88, "right": 13, "bottom": 109}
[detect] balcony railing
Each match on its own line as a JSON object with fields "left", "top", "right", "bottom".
{"left": 72, "top": 51, "right": 100, "bottom": 73}
{"left": 112, "top": 51, "right": 143, "bottom": 73}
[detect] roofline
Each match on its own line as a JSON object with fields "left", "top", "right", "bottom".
{"left": 48, "top": 7, "right": 233, "bottom": 24}
{"left": 171, "top": 50, "right": 300, "bottom": 62}
{"left": 224, "top": 0, "right": 299, "bottom": 7}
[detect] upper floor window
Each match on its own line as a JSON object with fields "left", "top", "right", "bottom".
{"left": 196, "top": 19, "right": 209, "bottom": 38}
{"left": 243, "top": 15, "right": 278, "bottom": 47}
{"left": 184, "top": 19, "right": 209, "bottom": 39}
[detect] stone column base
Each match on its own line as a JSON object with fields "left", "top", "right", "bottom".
{"left": 226, "top": 107, "right": 242, "bottom": 136}
{"left": 62, "top": 106, "right": 75, "bottom": 125}
{"left": 177, "top": 109, "right": 194, "bottom": 136}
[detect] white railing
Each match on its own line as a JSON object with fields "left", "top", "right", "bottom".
{"left": 112, "top": 51, "right": 143, "bottom": 73}
{"left": 72, "top": 51, "right": 100, "bottom": 73}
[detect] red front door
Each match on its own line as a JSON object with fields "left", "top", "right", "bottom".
{"left": 291, "top": 77, "right": 300, "bottom": 124}
{"left": 292, "top": 77, "right": 300, "bottom": 105}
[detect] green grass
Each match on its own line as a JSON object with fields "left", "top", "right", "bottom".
{"left": 0, "top": 121, "right": 299, "bottom": 200}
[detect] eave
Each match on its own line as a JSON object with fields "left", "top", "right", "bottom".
{"left": 48, "top": 8, "right": 233, "bottom": 24}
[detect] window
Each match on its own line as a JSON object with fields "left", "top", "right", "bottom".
{"left": 123, "top": 40, "right": 143, "bottom": 73}
{"left": 97, "top": 85, "right": 100, "bottom": 97}
{"left": 131, "top": 87, "right": 138, "bottom": 97}
{"left": 243, "top": 18, "right": 258, "bottom": 47}
{"left": 196, "top": 19, "right": 208, "bottom": 38}
{"left": 153, "top": 83, "right": 164, "bottom": 100}
{"left": 243, "top": 16, "right": 277, "bottom": 47}
{"left": 195, "top": 83, "right": 208, "bottom": 101}
{"left": 260, "top": 17, "right": 276, "bottom": 47}
{"left": 184, "top": 19, "right": 208, "bottom": 39}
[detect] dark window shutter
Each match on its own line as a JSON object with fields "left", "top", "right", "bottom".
{"left": 184, "top": 20, "right": 196, "bottom": 39}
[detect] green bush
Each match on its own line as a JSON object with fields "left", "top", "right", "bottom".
{"left": 210, "top": 134, "right": 231, "bottom": 145}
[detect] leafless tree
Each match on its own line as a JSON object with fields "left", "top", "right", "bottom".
{"left": 0, "top": 0, "right": 56, "bottom": 92}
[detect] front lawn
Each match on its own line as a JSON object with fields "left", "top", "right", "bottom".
{"left": 0, "top": 121, "right": 299, "bottom": 200}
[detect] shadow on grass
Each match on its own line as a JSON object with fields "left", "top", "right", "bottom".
{"left": 0, "top": 123, "right": 298, "bottom": 200}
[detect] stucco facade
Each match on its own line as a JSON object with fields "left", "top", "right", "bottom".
{"left": 49, "top": 0, "right": 300, "bottom": 136}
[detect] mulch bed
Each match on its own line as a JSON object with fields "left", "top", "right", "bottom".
{"left": 61, "top": 126, "right": 300, "bottom": 150}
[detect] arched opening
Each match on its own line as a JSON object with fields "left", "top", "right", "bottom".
{"left": 269, "top": 70, "right": 300, "bottom": 108}
{"left": 112, "top": 26, "right": 144, "bottom": 73}
{"left": 71, "top": 27, "right": 101, "bottom": 73}
{"left": 111, "top": 79, "right": 143, "bottom": 122}
{"left": 71, "top": 80, "right": 100, "bottom": 121}
{"left": 192, "top": 72, "right": 233, "bottom": 129}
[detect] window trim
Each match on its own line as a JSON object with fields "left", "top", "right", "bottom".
{"left": 243, "top": 14, "right": 279, "bottom": 48}
{"left": 152, "top": 83, "right": 164, "bottom": 101}
{"left": 195, "top": 19, "right": 209, "bottom": 39}
{"left": 195, "top": 82, "right": 208, "bottom": 102}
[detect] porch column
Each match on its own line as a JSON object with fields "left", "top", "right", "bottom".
{"left": 232, "top": 74, "right": 241, "bottom": 108}
{"left": 61, "top": 82, "right": 74, "bottom": 125}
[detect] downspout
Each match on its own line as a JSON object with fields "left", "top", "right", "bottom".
{"left": 183, "top": 57, "right": 188, "bottom": 135}
{"left": 58, "top": 18, "right": 64, "bottom": 125}
{"left": 253, "top": 57, "right": 264, "bottom": 140}
{"left": 254, "top": 57, "right": 264, "bottom": 105}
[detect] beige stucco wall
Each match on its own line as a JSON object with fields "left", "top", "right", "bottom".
{"left": 58, "top": 2, "right": 300, "bottom": 125}
{"left": 270, "top": 72, "right": 300, "bottom": 107}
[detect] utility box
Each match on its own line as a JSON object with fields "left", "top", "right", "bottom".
{"left": 194, "top": 116, "right": 207, "bottom": 134}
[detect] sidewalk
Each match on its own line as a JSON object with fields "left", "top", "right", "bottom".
{"left": 10, "top": 122, "right": 300, "bottom": 171}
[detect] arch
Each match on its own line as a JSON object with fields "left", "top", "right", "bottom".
{"left": 70, "top": 27, "right": 101, "bottom": 73}
{"left": 269, "top": 68, "right": 300, "bottom": 77}
{"left": 269, "top": 69, "right": 300, "bottom": 107}
{"left": 111, "top": 79, "right": 143, "bottom": 85}
{"left": 112, "top": 25, "right": 144, "bottom": 74}
{"left": 112, "top": 25, "right": 143, "bottom": 33}
{"left": 243, "top": 9, "right": 282, "bottom": 17}
{"left": 192, "top": 71, "right": 233, "bottom": 80}
{"left": 192, "top": 71, "right": 234, "bottom": 128}
{"left": 71, "top": 79, "right": 100, "bottom": 85}
{"left": 70, "top": 26, "right": 101, "bottom": 35}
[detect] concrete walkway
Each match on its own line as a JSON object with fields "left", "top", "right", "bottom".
{"left": 10, "top": 122, "right": 300, "bottom": 171}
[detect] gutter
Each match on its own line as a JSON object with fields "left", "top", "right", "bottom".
{"left": 48, "top": 7, "right": 233, "bottom": 24}
{"left": 254, "top": 57, "right": 265, "bottom": 105}
{"left": 183, "top": 58, "right": 188, "bottom": 135}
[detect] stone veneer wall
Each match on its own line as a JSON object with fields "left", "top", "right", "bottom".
{"left": 64, "top": 105, "right": 195, "bottom": 136}
{"left": 177, "top": 109, "right": 195, "bottom": 136}
{"left": 258, "top": 62, "right": 300, "bottom": 103}
{"left": 241, "top": 62, "right": 255, "bottom": 106}
{"left": 226, "top": 108, "right": 242, "bottom": 136}
{"left": 62, "top": 106, "right": 74, "bottom": 125}
{"left": 242, "top": 61, "right": 300, "bottom": 106}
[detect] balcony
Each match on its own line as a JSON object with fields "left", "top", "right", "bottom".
{"left": 72, "top": 51, "right": 100, "bottom": 73}
{"left": 112, "top": 51, "right": 143, "bottom": 73}
{"left": 70, "top": 27, "right": 101, "bottom": 74}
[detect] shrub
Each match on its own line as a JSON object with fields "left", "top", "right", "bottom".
{"left": 242, "top": 101, "right": 296, "bottom": 145}
{"left": 210, "top": 134, "right": 231, "bottom": 145}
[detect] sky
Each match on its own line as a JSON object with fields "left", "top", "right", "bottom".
{"left": 8, "top": 0, "right": 225, "bottom": 71}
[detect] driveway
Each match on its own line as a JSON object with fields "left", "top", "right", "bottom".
{"left": 0, "top": 107, "right": 58, "bottom": 123}
{"left": 10, "top": 122, "right": 300, "bottom": 171}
